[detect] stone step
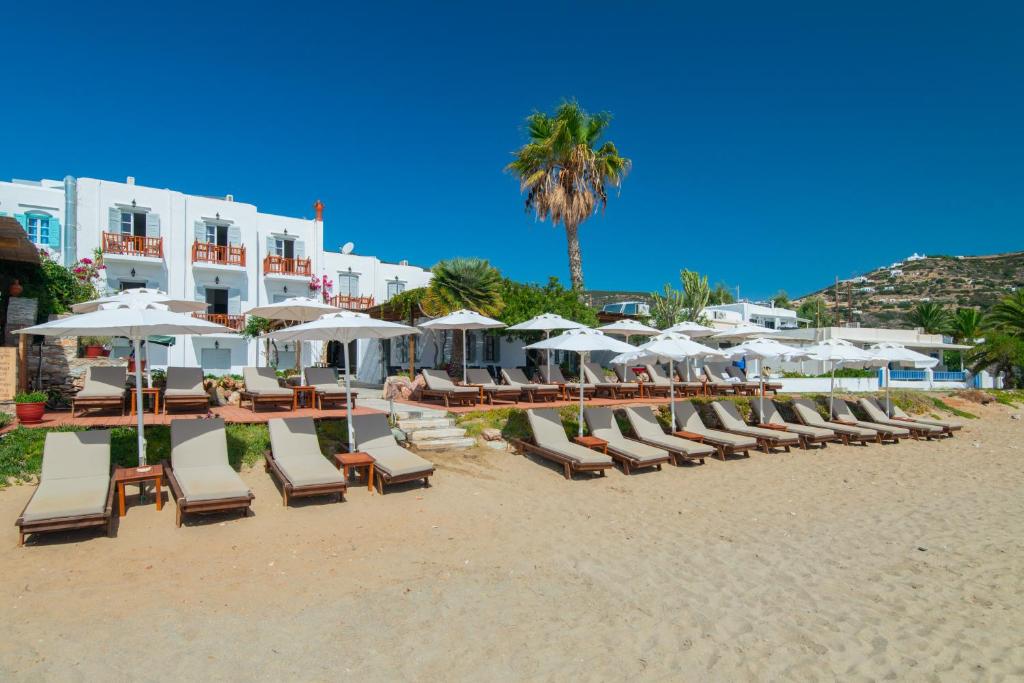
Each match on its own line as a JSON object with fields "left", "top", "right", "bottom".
{"left": 398, "top": 417, "right": 454, "bottom": 431}
{"left": 408, "top": 427, "right": 467, "bottom": 441}
{"left": 411, "top": 437, "right": 477, "bottom": 451}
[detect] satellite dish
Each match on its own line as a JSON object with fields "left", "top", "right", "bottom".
{"left": 340, "top": 242, "right": 354, "bottom": 254}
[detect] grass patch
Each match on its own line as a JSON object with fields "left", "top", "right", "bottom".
{"left": 990, "top": 390, "right": 1024, "bottom": 407}
{"left": 929, "top": 397, "right": 978, "bottom": 419}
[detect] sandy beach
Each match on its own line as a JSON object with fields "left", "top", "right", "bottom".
{"left": 1, "top": 400, "right": 1021, "bottom": 681}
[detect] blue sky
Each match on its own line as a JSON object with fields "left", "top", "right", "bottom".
{"left": 4, "top": 1, "right": 1021, "bottom": 299}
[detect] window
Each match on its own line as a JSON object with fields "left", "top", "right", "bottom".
{"left": 120, "top": 211, "right": 147, "bottom": 237}
{"left": 483, "top": 333, "right": 500, "bottom": 362}
{"left": 386, "top": 279, "right": 406, "bottom": 300}
{"left": 205, "top": 224, "right": 217, "bottom": 244}
{"left": 119, "top": 280, "right": 147, "bottom": 291}
{"left": 394, "top": 335, "right": 422, "bottom": 363}
{"left": 337, "top": 272, "right": 360, "bottom": 298}
{"left": 273, "top": 238, "right": 294, "bottom": 259}
{"left": 25, "top": 214, "right": 50, "bottom": 244}
{"left": 205, "top": 288, "right": 228, "bottom": 315}
{"left": 205, "top": 223, "right": 228, "bottom": 246}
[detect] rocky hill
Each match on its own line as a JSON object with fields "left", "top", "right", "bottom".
{"left": 795, "top": 251, "right": 1024, "bottom": 328}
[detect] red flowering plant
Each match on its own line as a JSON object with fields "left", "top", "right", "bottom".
{"left": 71, "top": 256, "right": 105, "bottom": 284}
{"left": 308, "top": 274, "right": 334, "bottom": 302}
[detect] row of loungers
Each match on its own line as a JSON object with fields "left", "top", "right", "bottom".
{"left": 70, "top": 366, "right": 358, "bottom": 416}
{"left": 15, "top": 413, "right": 433, "bottom": 546}
{"left": 515, "top": 397, "right": 961, "bottom": 479}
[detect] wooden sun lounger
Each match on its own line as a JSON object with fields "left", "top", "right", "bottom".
{"left": 304, "top": 367, "right": 358, "bottom": 409}
{"left": 240, "top": 367, "right": 294, "bottom": 412}
{"left": 538, "top": 366, "right": 596, "bottom": 400}
{"left": 704, "top": 364, "right": 757, "bottom": 396}
{"left": 164, "top": 418, "right": 254, "bottom": 527}
{"left": 500, "top": 368, "right": 560, "bottom": 402}
{"left": 420, "top": 369, "right": 480, "bottom": 407}
{"left": 711, "top": 401, "right": 801, "bottom": 453}
{"left": 791, "top": 398, "right": 878, "bottom": 445}
{"left": 890, "top": 402, "right": 962, "bottom": 436}
{"left": 862, "top": 398, "right": 945, "bottom": 440}
{"left": 514, "top": 409, "right": 613, "bottom": 479}
{"left": 72, "top": 366, "right": 127, "bottom": 416}
{"left": 583, "top": 406, "right": 670, "bottom": 474}
{"left": 15, "top": 431, "right": 116, "bottom": 546}
{"left": 351, "top": 413, "right": 434, "bottom": 493}
{"left": 266, "top": 418, "right": 347, "bottom": 505}
{"left": 622, "top": 406, "right": 713, "bottom": 465}
{"left": 726, "top": 365, "right": 783, "bottom": 394}
{"left": 749, "top": 400, "right": 838, "bottom": 449}
{"left": 830, "top": 399, "right": 907, "bottom": 443}
{"left": 466, "top": 368, "right": 522, "bottom": 405}
{"left": 163, "top": 367, "right": 210, "bottom": 414}
{"left": 582, "top": 362, "right": 640, "bottom": 399}
{"left": 672, "top": 401, "right": 756, "bottom": 460}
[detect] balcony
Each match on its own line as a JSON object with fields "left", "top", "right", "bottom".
{"left": 193, "top": 312, "right": 245, "bottom": 331}
{"left": 328, "top": 294, "right": 375, "bottom": 311}
{"left": 263, "top": 254, "right": 312, "bottom": 279}
{"left": 192, "top": 241, "right": 246, "bottom": 268}
{"left": 101, "top": 231, "right": 163, "bottom": 260}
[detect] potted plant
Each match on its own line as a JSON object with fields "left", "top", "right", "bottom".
{"left": 14, "top": 391, "right": 48, "bottom": 424}
{"left": 80, "top": 335, "right": 111, "bottom": 358}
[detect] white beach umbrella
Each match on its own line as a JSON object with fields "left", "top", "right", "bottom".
{"left": 506, "top": 313, "right": 587, "bottom": 379}
{"left": 73, "top": 288, "right": 208, "bottom": 388}
{"left": 246, "top": 297, "right": 343, "bottom": 369}
{"left": 868, "top": 343, "right": 939, "bottom": 416}
{"left": 526, "top": 329, "right": 636, "bottom": 437}
{"left": 662, "top": 320, "right": 716, "bottom": 338}
{"left": 19, "top": 302, "right": 235, "bottom": 465}
{"left": 268, "top": 311, "right": 419, "bottom": 452}
{"left": 598, "top": 319, "right": 661, "bottom": 379}
{"left": 419, "top": 309, "right": 506, "bottom": 383}
{"left": 721, "top": 337, "right": 810, "bottom": 422}
{"left": 610, "top": 332, "right": 725, "bottom": 428}
{"left": 802, "top": 338, "right": 876, "bottom": 412}
{"left": 710, "top": 323, "right": 780, "bottom": 341}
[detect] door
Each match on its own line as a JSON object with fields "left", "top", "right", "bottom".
{"left": 205, "top": 288, "right": 228, "bottom": 314}
{"left": 132, "top": 212, "right": 147, "bottom": 237}
{"left": 216, "top": 225, "right": 228, "bottom": 247}
{"left": 120, "top": 280, "right": 146, "bottom": 291}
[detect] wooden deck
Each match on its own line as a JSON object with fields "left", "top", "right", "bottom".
{"left": 4, "top": 404, "right": 385, "bottom": 431}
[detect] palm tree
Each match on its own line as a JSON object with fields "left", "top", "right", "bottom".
{"left": 907, "top": 302, "right": 951, "bottom": 334}
{"left": 988, "top": 290, "right": 1024, "bottom": 338}
{"left": 949, "top": 307, "right": 985, "bottom": 343}
{"left": 506, "top": 101, "right": 631, "bottom": 292}
{"left": 966, "top": 333, "right": 1024, "bottom": 388}
{"left": 422, "top": 258, "right": 504, "bottom": 370}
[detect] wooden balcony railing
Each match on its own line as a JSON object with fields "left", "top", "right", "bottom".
{"left": 193, "top": 312, "right": 245, "bottom": 331}
{"left": 102, "top": 231, "right": 163, "bottom": 258}
{"left": 262, "top": 254, "right": 312, "bottom": 276}
{"left": 328, "top": 294, "right": 375, "bottom": 311}
{"left": 192, "top": 241, "right": 246, "bottom": 267}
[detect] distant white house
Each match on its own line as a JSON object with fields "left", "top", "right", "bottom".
{"left": 889, "top": 269, "right": 903, "bottom": 277}
{"left": 906, "top": 252, "right": 927, "bottom": 262}
{"left": 702, "top": 302, "right": 801, "bottom": 330}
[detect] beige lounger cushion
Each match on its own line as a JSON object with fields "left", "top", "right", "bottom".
{"left": 831, "top": 400, "right": 910, "bottom": 436}
{"left": 22, "top": 431, "right": 111, "bottom": 523}
{"left": 268, "top": 418, "right": 345, "bottom": 487}
{"left": 861, "top": 399, "right": 943, "bottom": 434}
{"left": 422, "top": 369, "right": 479, "bottom": 395}
{"left": 582, "top": 363, "right": 638, "bottom": 390}
{"left": 750, "top": 401, "right": 835, "bottom": 439}
{"left": 538, "top": 366, "right": 594, "bottom": 389}
{"left": 584, "top": 407, "right": 667, "bottom": 464}
{"left": 77, "top": 366, "right": 126, "bottom": 398}
{"left": 623, "top": 406, "right": 715, "bottom": 457}
{"left": 672, "top": 402, "right": 758, "bottom": 449}
{"left": 466, "top": 368, "right": 505, "bottom": 388}
{"left": 304, "top": 367, "right": 351, "bottom": 396}
{"left": 792, "top": 400, "right": 877, "bottom": 438}
{"left": 171, "top": 419, "right": 251, "bottom": 501}
{"left": 501, "top": 368, "right": 557, "bottom": 392}
{"left": 526, "top": 410, "right": 612, "bottom": 466}
{"left": 243, "top": 367, "right": 292, "bottom": 396}
{"left": 711, "top": 402, "right": 800, "bottom": 444}
{"left": 352, "top": 413, "right": 434, "bottom": 478}
{"left": 164, "top": 367, "right": 207, "bottom": 398}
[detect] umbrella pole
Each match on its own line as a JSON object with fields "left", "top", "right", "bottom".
{"left": 830, "top": 362, "right": 836, "bottom": 415}
{"left": 133, "top": 337, "right": 146, "bottom": 466}
{"left": 886, "top": 366, "right": 892, "bottom": 417}
{"left": 144, "top": 341, "right": 152, "bottom": 388}
{"left": 578, "top": 352, "right": 586, "bottom": 438}
{"left": 344, "top": 341, "right": 355, "bottom": 453}
{"left": 462, "top": 329, "right": 467, "bottom": 383}
{"left": 669, "top": 359, "right": 676, "bottom": 428}
{"left": 760, "top": 374, "right": 765, "bottom": 424}
{"left": 545, "top": 330, "right": 551, "bottom": 381}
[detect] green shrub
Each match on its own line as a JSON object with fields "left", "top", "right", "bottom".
{"left": 14, "top": 391, "right": 47, "bottom": 404}
{"left": 0, "top": 413, "right": 12, "bottom": 429}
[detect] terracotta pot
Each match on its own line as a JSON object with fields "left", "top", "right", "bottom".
{"left": 15, "top": 402, "right": 45, "bottom": 424}
{"left": 84, "top": 345, "right": 103, "bottom": 358}
{"left": 99, "top": 348, "right": 111, "bottom": 357}
{"left": 8, "top": 279, "right": 23, "bottom": 297}
{"left": 128, "top": 359, "right": 146, "bottom": 372}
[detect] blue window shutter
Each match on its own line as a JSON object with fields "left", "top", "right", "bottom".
{"left": 228, "top": 288, "right": 241, "bottom": 315}
{"left": 48, "top": 217, "right": 61, "bottom": 248}
{"left": 13, "top": 213, "right": 27, "bottom": 230}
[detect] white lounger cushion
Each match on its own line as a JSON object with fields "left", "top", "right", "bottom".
{"left": 751, "top": 401, "right": 835, "bottom": 439}
{"left": 268, "top": 418, "right": 345, "bottom": 487}
{"left": 22, "top": 432, "right": 111, "bottom": 523}
{"left": 792, "top": 400, "right": 877, "bottom": 438}
{"left": 171, "top": 419, "right": 252, "bottom": 501}
{"left": 526, "top": 409, "right": 612, "bottom": 466}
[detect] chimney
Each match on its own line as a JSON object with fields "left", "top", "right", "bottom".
{"left": 314, "top": 199, "right": 324, "bottom": 222}
{"left": 226, "top": 194, "right": 234, "bottom": 202}
{"left": 126, "top": 176, "right": 135, "bottom": 186}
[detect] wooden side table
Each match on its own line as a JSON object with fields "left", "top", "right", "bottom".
{"left": 333, "top": 452, "right": 375, "bottom": 493}
{"left": 573, "top": 435, "right": 608, "bottom": 454}
{"left": 673, "top": 430, "right": 705, "bottom": 443}
{"left": 113, "top": 464, "right": 164, "bottom": 516}
{"left": 129, "top": 387, "right": 161, "bottom": 415}
{"left": 292, "top": 385, "right": 315, "bottom": 410}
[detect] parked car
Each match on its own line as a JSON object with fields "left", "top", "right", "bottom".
{"left": 600, "top": 301, "right": 650, "bottom": 317}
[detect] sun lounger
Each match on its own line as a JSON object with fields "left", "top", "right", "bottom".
{"left": 163, "top": 367, "right": 210, "bottom": 414}
{"left": 672, "top": 401, "right": 756, "bottom": 460}
{"left": 704, "top": 363, "right": 756, "bottom": 396}
{"left": 750, "top": 400, "right": 838, "bottom": 449}
{"left": 791, "top": 398, "right": 878, "bottom": 445}
{"left": 859, "top": 398, "right": 942, "bottom": 440}
{"left": 582, "top": 362, "right": 640, "bottom": 399}
{"left": 164, "top": 418, "right": 254, "bottom": 527}
{"left": 500, "top": 368, "right": 559, "bottom": 403}
{"left": 304, "top": 367, "right": 357, "bottom": 409}
{"left": 622, "top": 406, "right": 713, "bottom": 465}
{"left": 267, "top": 418, "right": 348, "bottom": 505}
{"left": 72, "top": 366, "right": 127, "bottom": 416}
{"left": 516, "top": 409, "right": 614, "bottom": 479}
{"left": 889, "top": 402, "right": 962, "bottom": 435}
{"left": 671, "top": 364, "right": 708, "bottom": 395}
{"left": 351, "top": 413, "right": 434, "bottom": 493}
{"left": 583, "top": 406, "right": 670, "bottom": 474}
{"left": 710, "top": 401, "right": 800, "bottom": 453}
{"left": 466, "top": 368, "right": 522, "bottom": 405}
{"left": 539, "top": 365, "right": 596, "bottom": 400}
{"left": 15, "top": 431, "right": 115, "bottom": 546}
{"left": 645, "top": 364, "right": 701, "bottom": 398}
{"left": 241, "top": 367, "right": 294, "bottom": 412}
{"left": 830, "top": 399, "right": 908, "bottom": 443}
{"left": 725, "top": 365, "right": 783, "bottom": 394}
{"left": 420, "top": 369, "right": 480, "bottom": 407}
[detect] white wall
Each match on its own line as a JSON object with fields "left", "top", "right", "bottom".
{"left": 0, "top": 178, "right": 66, "bottom": 261}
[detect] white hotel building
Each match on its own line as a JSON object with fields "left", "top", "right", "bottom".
{"left": 0, "top": 175, "right": 432, "bottom": 381}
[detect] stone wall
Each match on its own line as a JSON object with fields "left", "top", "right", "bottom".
{"left": 24, "top": 320, "right": 124, "bottom": 402}
{"left": 3, "top": 296, "right": 37, "bottom": 348}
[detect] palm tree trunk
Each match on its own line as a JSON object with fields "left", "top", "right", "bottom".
{"left": 565, "top": 222, "right": 585, "bottom": 292}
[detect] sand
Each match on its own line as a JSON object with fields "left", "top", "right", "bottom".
{"left": 0, "top": 401, "right": 1022, "bottom": 681}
